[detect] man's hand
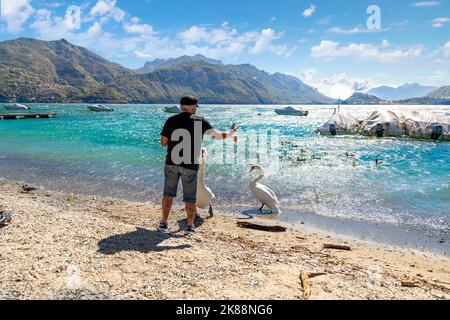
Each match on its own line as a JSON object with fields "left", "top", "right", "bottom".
{"left": 208, "top": 123, "right": 238, "bottom": 140}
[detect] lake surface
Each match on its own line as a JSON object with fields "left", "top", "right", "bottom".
{"left": 0, "top": 104, "right": 449, "bottom": 251}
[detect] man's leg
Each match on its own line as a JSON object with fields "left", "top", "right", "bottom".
{"left": 161, "top": 197, "right": 173, "bottom": 224}
{"left": 185, "top": 203, "right": 196, "bottom": 228}
{"left": 161, "top": 165, "right": 180, "bottom": 226}
{"left": 180, "top": 167, "right": 198, "bottom": 228}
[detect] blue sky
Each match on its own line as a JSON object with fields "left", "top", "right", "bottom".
{"left": 1, "top": 0, "right": 449, "bottom": 98}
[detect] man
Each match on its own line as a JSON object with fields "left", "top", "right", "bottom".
{"left": 159, "top": 96, "right": 238, "bottom": 234}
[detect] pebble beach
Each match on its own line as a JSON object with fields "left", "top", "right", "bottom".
{"left": 1, "top": 178, "right": 449, "bottom": 300}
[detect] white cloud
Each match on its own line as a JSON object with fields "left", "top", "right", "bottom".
{"left": 90, "top": 0, "right": 125, "bottom": 23}
{"left": 327, "top": 26, "right": 385, "bottom": 34}
{"left": 428, "top": 69, "right": 448, "bottom": 82}
{"left": 432, "top": 17, "right": 450, "bottom": 27}
{"left": 178, "top": 25, "right": 293, "bottom": 58}
{"left": 1, "top": 0, "right": 35, "bottom": 33}
{"left": 317, "top": 74, "right": 373, "bottom": 99}
{"left": 180, "top": 25, "right": 237, "bottom": 45}
{"left": 380, "top": 39, "right": 390, "bottom": 48}
{"left": 4, "top": 0, "right": 294, "bottom": 62}
{"left": 288, "top": 69, "right": 373, "bottom": 99}
{"left": 295, "top": 68, "right": 317, "bottom": 83}
{"left": 123, "top": 20, "right": 155, "bottom": 34}
{"left": 311, "top": 40, "right": 422, "bottom": 63}
{"left": 443, "top": 41, "right": 450, "bottom": 57}
{"left": 302, "top": 5, "right": 316, "bottom": 18}
{"left": 250, "top": 28, "right": 284, "bottom": 54}
{"left": 315, "top": 74, "right": 373, "bottom": 99}
{"left": 413, "top": 1, "right": 439, "bottom": 7}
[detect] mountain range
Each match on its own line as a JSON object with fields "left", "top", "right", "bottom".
{"left": 135, "top": 55, "right": 223, "bottom": 74}
{"left": 0, "top": 38, "right": 333, "bottom": 104}
{"left": 427, "top": 86, "right": 450, "bottom": 99}
{"left": 343, "top": 89, "right": 450, "bottom": 105}
{"left": 0, "top": 38, "right": 448, "bottom": 105}
{"left": 368, "top": 83, "right": 437, "bottom": 101}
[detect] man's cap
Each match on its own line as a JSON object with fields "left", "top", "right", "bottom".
{"left": 180, "top": 95, "right": 199, "bottom": 106}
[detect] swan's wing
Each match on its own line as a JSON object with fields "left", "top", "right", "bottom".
{"left": 257, "top": 183, "right": 278, "bottom": 200}
{"left": 252, "top": 183, "right": 280, "bottom": 207}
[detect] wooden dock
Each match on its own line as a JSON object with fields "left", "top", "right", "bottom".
{"left": 0, "top": 113, "right": 56, "bottom": 120}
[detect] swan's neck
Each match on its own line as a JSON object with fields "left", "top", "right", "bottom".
{"left": 251, "top": 170, "right": 265, "bottom": 184}
{"left": 198, "top": 159, "right": 206, "bottom": 182}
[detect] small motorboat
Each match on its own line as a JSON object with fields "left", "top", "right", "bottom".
{"left": 275, "top": 106, "right": 309, "bottom": 117}
{"left": 4, "top": 103, "right": 29, "bottom": 111}
{"left": 164, "top": 105, "right": 182, "bottom": 114}
{"left": 88, "top": 104, "right": 114, "bottom": 112}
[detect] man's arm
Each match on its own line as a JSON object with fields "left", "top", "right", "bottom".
{"left": 161, "top": 136, "right": 169, "bottom": 147}
{"left": 207, "top": 123, "right": 238, "bottom": 140}
{"left": 160, "top": 118, "right": 171, "bottom": 147}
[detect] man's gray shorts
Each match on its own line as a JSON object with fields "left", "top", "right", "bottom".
{"left": 163, "top": 165, "right": 198, "bottom": 204}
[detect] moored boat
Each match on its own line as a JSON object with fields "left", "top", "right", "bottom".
{"left": 275, "top": 106, "right": 309, "bottom": 117}
{"left": 164, "top": 105, "right": 182, "bottom": 114}
{"left": 4, "top": 103, "right": 29, "bottom": 111}
{"left": 88, "top": 104, "right": 114, "bottom": 112}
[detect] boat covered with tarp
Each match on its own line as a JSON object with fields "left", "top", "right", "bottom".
{"left": 400, "top": 111, "right": 450, "bottom": 141}
{"left": 317, "top": 109, "right": 450, "bottom": 141}
{"left": 358, "top": 110, "right": 403, "bottom": 137}
{"left": 316, "top": 111, "right": 360, "bottom": 136}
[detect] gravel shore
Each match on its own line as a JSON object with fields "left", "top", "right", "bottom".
{"left": 0, "top": 178, "right": 449, "bottom": 300}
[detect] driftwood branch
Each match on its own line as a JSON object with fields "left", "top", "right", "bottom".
{"left": 308, "top": 272, "right": 328, "bottom": 279}
{"left": 300, "top": 272, "right": 311, "bottom": 300}
{"left": 237, "top": 221, "right": 286, "bottom": 233}
{"left": 401, "top": 280, "right": 419, "bottom": 288}
{"left": 299, "top": 272, "right": 327, "bottom": 300}
{"left": 323, "top": 243, "right": 352, "bottom": 251}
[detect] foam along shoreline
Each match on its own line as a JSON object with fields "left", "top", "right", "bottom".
{"left": 0, "top": 156, "right": 448, "bottom": 256}
{"left": 0, "top": 178, "right": 449, "bottom": 300}
{"left": 277, "top": 209, "right": 449, "bottom": 256}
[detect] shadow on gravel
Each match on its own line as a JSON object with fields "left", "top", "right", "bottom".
{"left": 98, "top": 227, "right": 191, "bottom": 255}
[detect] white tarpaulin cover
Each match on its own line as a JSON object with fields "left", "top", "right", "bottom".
{"left": 400, "top": 111, "right": 450, "bottom": 140}
{"left": 317, "top": 111, "right": 360, "bottom": 135}
{"left": 358, "top": 110, "right": 403, "bottom": 137}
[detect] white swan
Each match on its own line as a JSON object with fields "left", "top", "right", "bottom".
{"left": 197, "top": 148, "right": 215, "bottom": 217}
{"left": 249, "top": 165, "right": 281, "bottom": 214}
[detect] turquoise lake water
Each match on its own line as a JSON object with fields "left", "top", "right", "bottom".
{"left": 0, "top": 104, "right": 449, "bottom": 241}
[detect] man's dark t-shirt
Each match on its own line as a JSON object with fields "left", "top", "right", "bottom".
{"left": 160, "top": 112, "right": 213, "bottom": 171}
